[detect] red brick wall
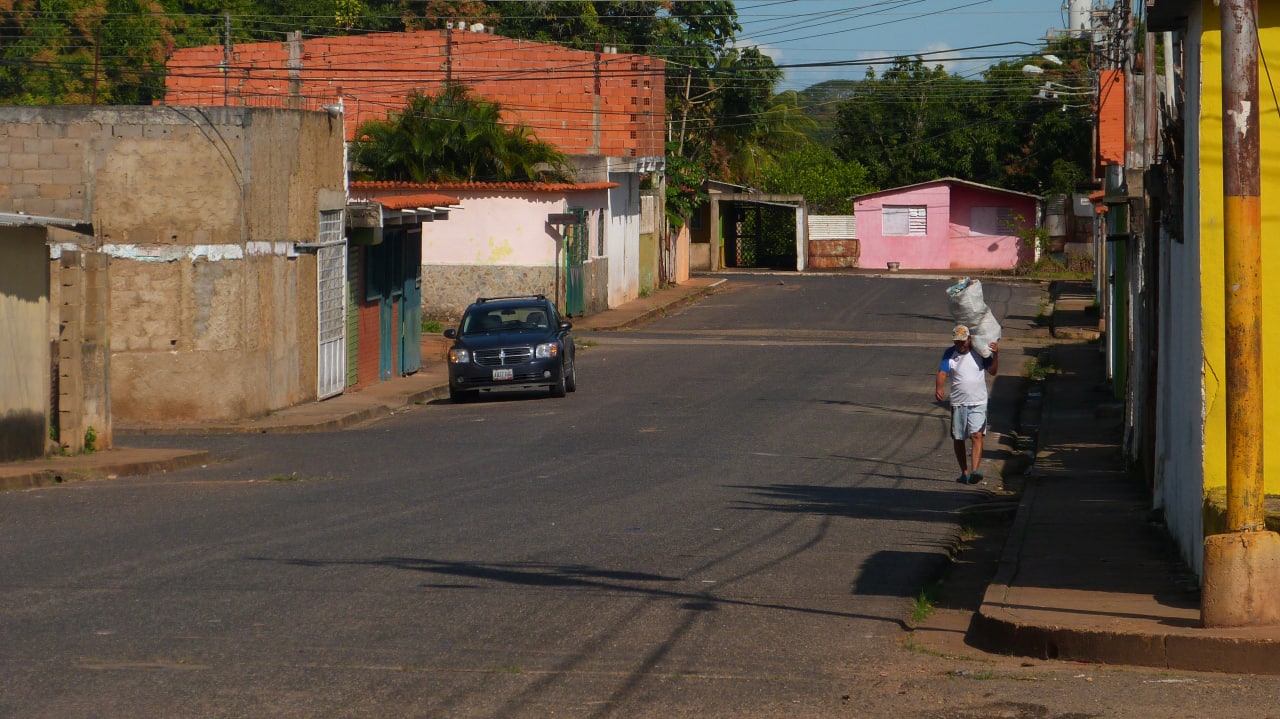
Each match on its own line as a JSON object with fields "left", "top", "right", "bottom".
{"left": 165, "top": 30, "right": 665, "bottom": 158}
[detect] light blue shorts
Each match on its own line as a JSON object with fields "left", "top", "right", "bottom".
{"left": 951, "top": 404, "right": 988, "bottom": 440}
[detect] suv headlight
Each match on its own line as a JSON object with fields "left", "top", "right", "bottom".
{"left": 449, "top": 347, "right": 471, "bottom": 364}
{"left": 535, "top": 342, "right": 559, "bottom": 359}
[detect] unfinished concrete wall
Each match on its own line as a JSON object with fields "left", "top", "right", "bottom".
{"left": 0, "top": 227, "right": 51, "bottom": 461}
{"left": 55, "top": 250, "right": 111, "bottom": 453}
{"left": 2, "top": 106, "right": 345, "bottom": 423}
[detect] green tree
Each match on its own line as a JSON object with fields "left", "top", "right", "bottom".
{"left": 709, "top": 49, "right": 795, "bottom": 184}
{"left": 758, "top": 143, "right": 872, "bottom": 214}
{"left": 832, "top": 57, "right": 978, "bottom": 189}
{"left": 1, "top": 0, "right": 172, "bottom": 105}
{"left": 827, "top": 42, "right": 1093, "bottom": 195}
{"left": 351, "top": 84, "right": 573, "bottom": 183}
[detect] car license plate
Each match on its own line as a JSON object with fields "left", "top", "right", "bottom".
{"left": 492, "top": 368, "right": 514, "bottom": 381}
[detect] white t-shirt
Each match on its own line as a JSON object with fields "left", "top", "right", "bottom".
{"left": 940, "top": 347, "right": 992, "bottom": 406}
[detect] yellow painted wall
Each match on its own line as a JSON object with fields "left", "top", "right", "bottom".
{"left": 1199, "top": 6, "right": 1280, "bottom": 496}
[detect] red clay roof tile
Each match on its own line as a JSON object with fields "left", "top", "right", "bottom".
{"left": 359, "top": 192, "right": 460, "bottom": 210}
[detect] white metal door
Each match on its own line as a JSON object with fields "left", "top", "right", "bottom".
{"left": 317, "top": 241, "right": 348, "bottom": 399}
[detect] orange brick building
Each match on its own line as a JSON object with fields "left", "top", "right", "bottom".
{"left": 163, "top": 27, "right": 666, "bottom": 158}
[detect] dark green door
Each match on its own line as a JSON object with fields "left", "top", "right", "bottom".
{"left": 399, "top": 229, "right": 422, "bottom": 375}
{"left": 563, "top": 208, "right": 587, "bottom": 316}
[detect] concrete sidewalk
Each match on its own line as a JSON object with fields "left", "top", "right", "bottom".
{"left": 970, "top": 280, "right": 1280, "bottom": 674}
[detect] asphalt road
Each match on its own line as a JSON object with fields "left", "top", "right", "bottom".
{"left": 7, "top": 274, "right": 1280, "bottom": 718}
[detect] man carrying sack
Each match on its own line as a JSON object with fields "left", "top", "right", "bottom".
{"left": 935, "top": 324, "right": 999, "bottom": 484}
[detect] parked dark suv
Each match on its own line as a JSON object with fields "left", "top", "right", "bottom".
{"left": 443, "top": 295, "right": 577, "bottom": 402}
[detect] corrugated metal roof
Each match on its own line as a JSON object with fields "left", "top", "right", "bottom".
{"left": 0, "top": 212, "right": 93, "bottom": 236}
{"left": 851, "top": 177, "right": 1042, "bottom": 203}
{"left": 808, "top": 215, "right": 857, "bottom": 241}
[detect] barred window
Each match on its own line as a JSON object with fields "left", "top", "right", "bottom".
{"left": 970, "top": 207, "right": 1016, "bottom": 235}
{"left": 883, "top": 205, "right": 926, "bottom": 235}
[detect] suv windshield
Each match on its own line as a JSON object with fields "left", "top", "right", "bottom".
{"left": 461, "top": 306, "right": 552, "bottom": 335}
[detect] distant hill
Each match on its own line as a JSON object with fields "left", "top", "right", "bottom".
{"left": 796, "top": 79, "right": 862, "bottom": 146}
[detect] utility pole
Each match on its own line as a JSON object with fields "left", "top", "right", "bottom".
{"left": 1202, "top": 0, "right": 1280, "bottom": 628}
{"left": 223, "top": 13, "right": 231, "bottom": 105}
{"left": 287, "top": 30, "right": 302, "bottom": 110}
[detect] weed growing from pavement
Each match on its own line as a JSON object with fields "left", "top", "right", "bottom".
{"left": 1035, "top": 299, "right": 1052, "bottom": 326}
{"left": 911, "top": 586, "right": 939, "bottom": 623}
{"left": 1023, "top": 355, "right": 1056, "bottom": 381}
{"left": 902, "top": 639, "right": 975, "bottom": 661}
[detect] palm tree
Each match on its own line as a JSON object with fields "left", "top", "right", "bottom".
{"left": 352, "top": 85, "right": 574, "bottom": 183}
{"left": 718, "top": 89, "right": 817, "bottom": 186}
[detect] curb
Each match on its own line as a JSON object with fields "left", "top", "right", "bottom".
{"left": 581, "top": 280, "right": 726, "bottom": 332}
{"left": 119, "top": 384, "right": 453, "bottom": 436}
{"left": 0, "top": 449, "right": 211, "bottom": 492}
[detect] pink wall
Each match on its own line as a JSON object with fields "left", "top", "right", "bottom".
{"left": 854, "top": 181, "right": 1037, "bottom": 270}
{"left": 854, "top": 185, "right": 952, "bottom": 270}
{"left": 947, "top": 185, "right": 1036, "bottom": 269}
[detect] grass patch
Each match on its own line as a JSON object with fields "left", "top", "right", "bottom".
{"left": 1034, "top": 299, "right": 1052, "bottom": 326}
{"left": 1023, "top": 355, "right": 1056, "bottom": 381}
{"left": 422, "top": 318, "right": 444, "bottom": 334}
{"left": 903, "top": 639, "right": 975, "bottom": 660}
{"left": 1014, "top": 253, "right": 1095, "bottom": 280}
{"left": 911, "top": 585, "right": 940, "bottom": 624}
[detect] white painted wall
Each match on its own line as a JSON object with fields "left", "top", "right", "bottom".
{"left": 0, "top": 227, "right": 50, "bottom": 460}
{"left": 607, "top": 170, "right": 641, "bottom": 307}
{"left": 1, "top": 227, "right": 49, "bottom": 415}
{"left": 1156, "top": 8, "right": 1206, "bottom": 576}
{"left": 422, "top": 194, "right": 565, "bottom": 266}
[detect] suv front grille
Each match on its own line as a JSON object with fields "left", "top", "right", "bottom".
{"left": 475, "top": 346, "right": 534, "bottom": 366}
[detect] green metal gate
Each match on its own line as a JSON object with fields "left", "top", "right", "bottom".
{"left": 563, "top": 208, "right": 588, "bottom": 316}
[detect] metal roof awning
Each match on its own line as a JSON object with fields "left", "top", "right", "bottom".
{"left": 0, "top": 212, "right": 94, "bottom": 236}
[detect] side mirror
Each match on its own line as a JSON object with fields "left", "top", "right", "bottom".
{"left": 443, "top": 328, "right": 457, "bottom": 339}
{"left": 560, "top": 321, "right": 573, "bottom": 331}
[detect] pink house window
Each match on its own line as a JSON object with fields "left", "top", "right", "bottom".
{"left": 883, "top": 205, "right": 926, "bottom": 235}
{"left": 970, "top": 207, "right": 1015, "bottom": 235}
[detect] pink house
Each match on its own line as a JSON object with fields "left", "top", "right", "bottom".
{"left": 852, "top": 179, "right": 1040, "bottom": 271}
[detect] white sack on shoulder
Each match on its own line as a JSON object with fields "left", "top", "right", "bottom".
{"left": 947, "top": 278, "right": 989, "bottom": 327}
{"left": 970, "top": 309, "right": 1003, "bottom": 358}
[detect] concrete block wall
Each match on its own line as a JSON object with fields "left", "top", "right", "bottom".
{"left": 56, "top": 250, "right": 111, "bottom": 453}
{"left": 420, "top": 265, "right": 556, "bottom": 320}
{"left": 3, "top": 106, "right": 345, "bottom": 423}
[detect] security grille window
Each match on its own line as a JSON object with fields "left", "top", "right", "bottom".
{"left": 597, "top": 210, "right": 606, "bottom": 256}
{"left": 318, "top": 209, "right": 344, "bottom": 244}
{"left": 970, "top": 207, "right": 1016, "bottom": 235}
{"left": 883, "top": 205, "right": 926, "bottom": 235}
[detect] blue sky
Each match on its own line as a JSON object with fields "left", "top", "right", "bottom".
{"left": 735, "top": 0, "right": 1073, "bottom": 90}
